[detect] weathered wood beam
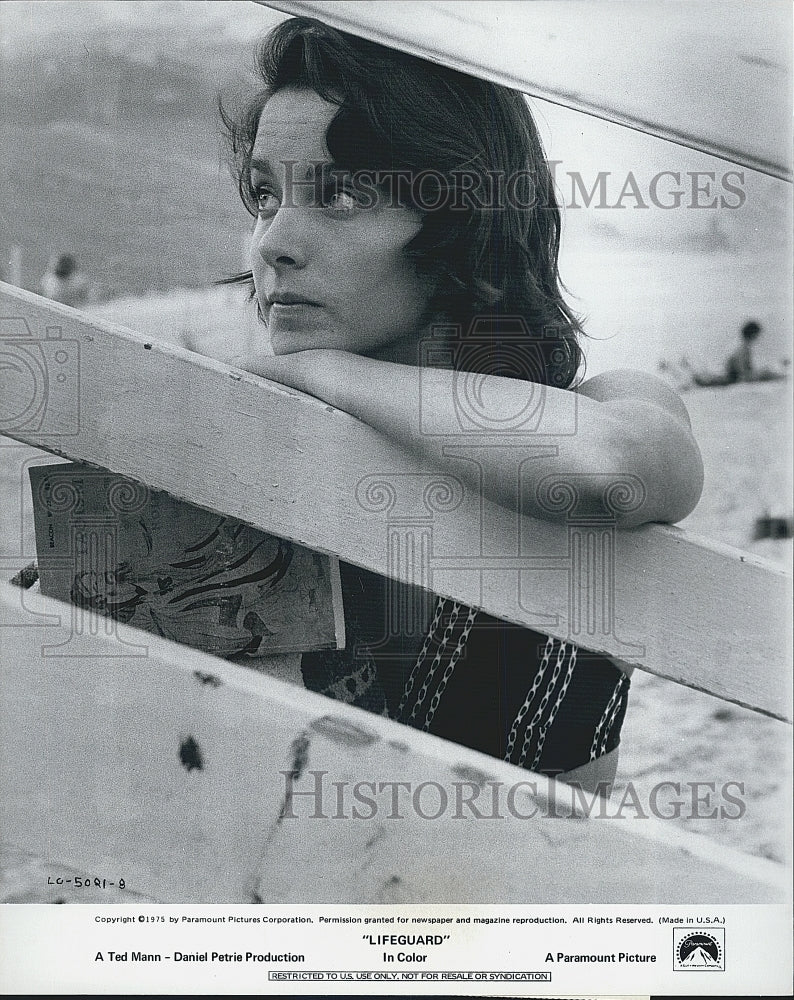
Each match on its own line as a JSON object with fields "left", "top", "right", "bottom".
{"left": 0, "top": 283, "right": 791, "bottom": 721}
{"left": 261, "top": 1, "right": 792, "bottom": 182}
{"left": 0, "top": 583, "right": 785, "bottom": 903}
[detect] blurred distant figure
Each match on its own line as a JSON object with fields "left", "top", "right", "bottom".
{"left": 724, "top": 320, "right": 762, "bottom": 383}
{"left": 675, "top": 320, "right": 786, "bottom": 388}
{"left": 40, "top": 253, "right": 92, "bottom": 308}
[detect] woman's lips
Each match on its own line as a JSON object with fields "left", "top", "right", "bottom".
{"left": 264, "top": 300, "right": 323, "bottom": 333}
{"left": 268, "top": 302, "right": 321, "bottom": 326}
{"left": 265, "top": 294, "right": 321, "bottom": 317}
{"left": 266, "top": 290, "right": 321, "bottom": 306}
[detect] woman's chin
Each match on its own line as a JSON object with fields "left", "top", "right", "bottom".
{"left": 268, "top": 329, "right": 323, "bottom": 356}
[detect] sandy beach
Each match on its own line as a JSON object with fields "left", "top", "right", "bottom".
{"left": 615, "top": 378, "right": 792, "bottom": 864}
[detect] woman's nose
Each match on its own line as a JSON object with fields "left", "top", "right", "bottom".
{"left": 255, "top": 207, "right": 311, "bottom": 269}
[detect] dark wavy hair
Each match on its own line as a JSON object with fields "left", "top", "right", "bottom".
{"left": 221, "top": 16, "right": 584, "bottom": 387}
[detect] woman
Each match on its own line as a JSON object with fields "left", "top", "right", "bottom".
{"left": 222, "top": 17, "right": 703, "bottom": 792}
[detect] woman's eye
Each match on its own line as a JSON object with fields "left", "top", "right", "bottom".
{"left": 254, "top": 187, "right": 280, "bottom": 216}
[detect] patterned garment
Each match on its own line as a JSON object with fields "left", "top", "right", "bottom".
{"left": 301, "top": 562, "right": 630, "bottom": 776}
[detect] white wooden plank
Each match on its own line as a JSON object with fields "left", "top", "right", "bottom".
{"left": 0, "top": 283, "right": 791, "bottom": 721}
{"left": 0, "top": 583, "right": 785, "bottom": 904}
{"left": 262, "top": 0, "right": 792, "bottom": 181}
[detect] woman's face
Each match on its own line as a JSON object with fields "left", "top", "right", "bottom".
{"left": 249, "top": 87, "right": 431, "bottom": 359}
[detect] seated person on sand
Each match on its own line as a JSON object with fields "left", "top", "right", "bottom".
{"left": 679, "top": 321, "right": 785, "bottom": 387}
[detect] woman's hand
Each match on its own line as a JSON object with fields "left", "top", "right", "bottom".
{"left": 243, "top": 349, "right": 704, "bottom": 528}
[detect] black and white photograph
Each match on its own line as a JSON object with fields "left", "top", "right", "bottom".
{"left": 0, "top": 0, "right": 792, "bottom": 995}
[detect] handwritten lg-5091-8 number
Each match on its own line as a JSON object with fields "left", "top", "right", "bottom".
{"left": 47, "top": 876, "right": 125, "bottom": 889}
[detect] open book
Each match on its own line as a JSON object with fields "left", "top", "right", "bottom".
{"left": 29, "top": 463, "right": 345, "bottom": 658}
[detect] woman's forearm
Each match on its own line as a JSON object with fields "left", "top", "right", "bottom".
{"left": 245, "top": 349, "right": 703, "bottom": 526}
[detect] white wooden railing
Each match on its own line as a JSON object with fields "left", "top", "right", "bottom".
{"left": 2, "top": 283, "right": 790, "bottom": 719}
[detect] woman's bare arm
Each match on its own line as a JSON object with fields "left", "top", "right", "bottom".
{"left": 244, "top": 350, "right": 704, "bottom": 527}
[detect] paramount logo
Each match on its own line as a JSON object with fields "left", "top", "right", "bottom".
{"left": 673, "top": 929, "right": 725, "bottom": 972}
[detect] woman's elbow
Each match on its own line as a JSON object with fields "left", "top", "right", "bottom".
{"left": 523, "top": 415, "right": 704, "bottom": 528}
{"left": 656, "top": 444, "right": 704, "bottom": 525}
{"left": 612, "top": 428, "right": 705, "bottom": 528}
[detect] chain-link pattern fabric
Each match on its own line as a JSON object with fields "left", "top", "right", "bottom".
{"left": 304, "top": 562, "right": 631, "bottom": 776}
